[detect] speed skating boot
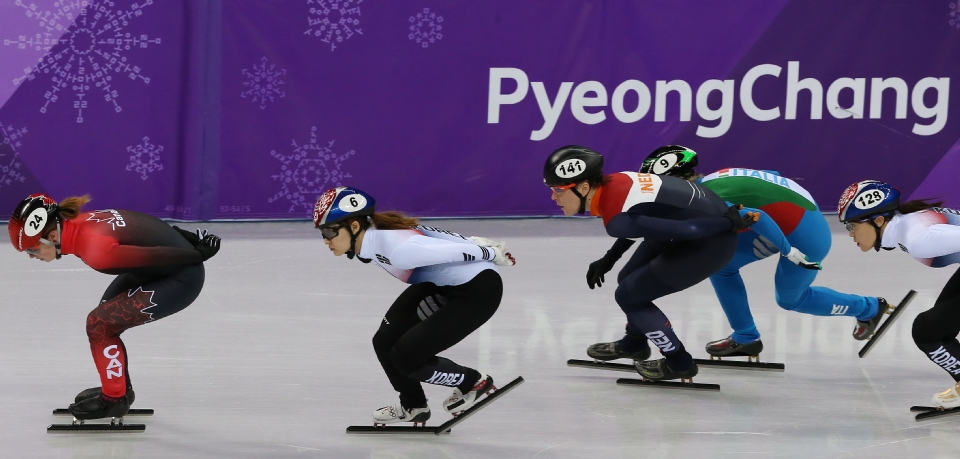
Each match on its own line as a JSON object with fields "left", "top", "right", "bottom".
{"left": 443, "top": 374, "right": 495, "bottom": 414}
{"left": 586, "top": 341, "right": 652, "bottom": 361}
{"left": 853, "top": 297, "right": 888, "bottom": 340}
{"left": 705, "top": 336, "right": 763, "bottom": 358}
{"left": 932, "top": 383, "right": 960, "bottom": 410}
{"left": 372, "top": 402, "right": 431, "bottom": 427}
{"left": 68, "top": 393, "right": 131, "bottom": 420}
{"left": 635, "top": 358, "right": 699, "bottom": 381}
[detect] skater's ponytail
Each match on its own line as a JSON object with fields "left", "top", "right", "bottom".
{"left": 898, "top": 198, "right": 945, "bottom": 215}
{"left": 353, "top": 211, "right": 420, "bottom": 231}
{"left": 58, "top": 195, "right": 91, "bottom": 220}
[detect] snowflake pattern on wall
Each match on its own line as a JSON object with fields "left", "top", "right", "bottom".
{"left": 3, "top": 0, "right": 161, "bottom": 123}
{"left": 0, "top": 123, "right": 28, "bottom": 188}
{"left": 408, "top": 8, "right": 443, "bottom": 48}
{"left": 241, "top": 57, "right": 286, "bottom": 110}
{"left": 125, "top": 136, "right": 163, "bottom": 180}
{"left": 951, "top": 2, "right": 960, "bottom": 29}
{"left": 304, "top": 0, "right": 363, "bottom": 52}
{"left": 269, "top": 126, "right": 355, "bottom": 215}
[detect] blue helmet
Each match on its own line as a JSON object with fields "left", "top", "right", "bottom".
{"left": 313, "top": 186, "right": 376, "bottom": 228}
{"left": 837, "top": 180, "right": 901, "bottom": 223}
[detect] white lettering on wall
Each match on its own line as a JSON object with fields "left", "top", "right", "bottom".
{"left": 486, "top": 64, "right": 950, "bottom": 140}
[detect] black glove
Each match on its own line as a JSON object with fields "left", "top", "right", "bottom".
{"left": 195, "top": 234, "right": 221, "bottom": 261}
{"left": 586, "top": 256, "right": 617, "bottom": 289}
{"left": 172, "top": 226, "right": 201, "bottom": 245}
{"left": 726, "top": 204, "right": 759, "bottom": 231}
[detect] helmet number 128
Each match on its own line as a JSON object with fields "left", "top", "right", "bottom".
{"left": 855, "top": 190, "right": 885, "bottom": 210}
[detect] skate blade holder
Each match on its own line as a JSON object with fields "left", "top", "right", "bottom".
{"left": 346, "top": 377, "right": 523, "bottom": 435}
{"left": 373, "top": 421, "right": 427, "bottom": 428}
{"left": 617, "top": 377, "right": 720, "bottom": 392}
{"left": 709, "top": 354, "right": 761, "bottom": 363}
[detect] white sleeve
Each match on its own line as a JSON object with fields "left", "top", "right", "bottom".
{"left": 414, "top": 225, "right": 471, "bottom": 242}
{"left": 903, "top": 224, "right": 960, "bottom": 259}
{"left": 387, "top": 236, "right": 494, "bottom": 269}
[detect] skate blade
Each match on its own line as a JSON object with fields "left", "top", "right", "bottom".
{"left": 48, "top": 417, "right": 144, "bottom": 433}
{"left": 859, "top": 290, "right": 917, "bottom": 359}
{"left": 568, "top": 358, "right": 784, "bottom": 373}
{"left": 53, "top": 408, "right": 153, "bottom": 416}
{"left": 694, "top": 358, "right": 785, "bottom": 372}
{"left": 617, "top": 377, "right": 720, "bottom": 391}
{"left": 348, "top": 424, "right": 439, "bottom": 434}
{"left": 914, "top": 405, "right": 960, "bottom": 421}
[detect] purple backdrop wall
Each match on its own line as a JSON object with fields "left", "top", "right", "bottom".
{"left": 1, "top": 0, "right": 958, "bottom": 220}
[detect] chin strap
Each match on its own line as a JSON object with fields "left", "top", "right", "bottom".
{"left": 54, "top": 221, "right": 62, "bottom": 259}
{"left": 39, "top": 221, "right": 63, "bottom": 259}
{"left": 346, "top": 218, "right": 370, "bottom": 260}
{"left": 346, "top": 226, "right": 360, "bottom": 259}
{"left": 570, "top": 187, "right": 588, "bottom": 215}
{"left": 866, "top": 215, "right": 890, "bottom": 252}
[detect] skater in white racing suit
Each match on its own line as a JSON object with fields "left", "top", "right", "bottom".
{"left": 839, "top": 180, "right": 960, "bottom": 409}
{"left": 313, "top": 186, "right": 515, "bottom": 425}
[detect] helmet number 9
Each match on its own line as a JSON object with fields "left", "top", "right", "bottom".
{"left": 338, "top": 194, "right": 368, "bottom": 212}
{"left": 854, "top": 190, "right": 885, "bottom": 210}
{"left": 652, "top": 154, "right": 679, "bottom": 174}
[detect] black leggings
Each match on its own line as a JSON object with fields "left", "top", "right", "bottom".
{"left": 372, "top": 269, "right": 502, "bottom": 408}
{"left": 616, "top": 232, "right": 737, "bottom": 368}
{"left": 912, "top": 267, "right": 960, "bottom": 382}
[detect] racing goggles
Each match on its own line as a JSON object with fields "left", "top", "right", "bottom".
{"left": 843, "top": 220, "right": 868, "bottom": 232}
{"left": 25, "top": 237, "right": 54, "bottom": 255}
{"left": 319, "top": 225, "right": 343, "bottom": 240}
{"left": 549, "top": 183, "right": 577, "bottom": 194}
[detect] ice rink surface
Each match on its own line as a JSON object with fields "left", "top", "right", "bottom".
{"left": 2, "top": 218, "right": 959, "bottom": 459}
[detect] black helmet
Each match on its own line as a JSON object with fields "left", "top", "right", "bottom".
{"left": 543, "top": 145, "right": 604, "bottom": 215}
{"left": 640, "top": 145, "right": 698, "bottom": 178}
{"left": 543, "top": 145, "right": 604, "bottom": 187}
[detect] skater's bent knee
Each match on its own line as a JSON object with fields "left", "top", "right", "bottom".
{"left": 775, "top": 297, "right": 802, "bottom": 312}
{"left": 614, "top": 287, "right": 644, "bottom": 312}
{"left": 371, "top": 330, "right": 398, "bottom": 355}
{"left": 390, "top": 348, "right": 426, "bottom": 376}
{"left": 912, "top": 312, "right": 939, "bottom": 345}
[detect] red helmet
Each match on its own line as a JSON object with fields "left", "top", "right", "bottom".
{"left": 9, "top": 194, "right": 61, "bottom": 252}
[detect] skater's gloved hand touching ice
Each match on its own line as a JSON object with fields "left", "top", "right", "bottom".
{"left": 194, "top": 233, "right": 221, "bottom": 261}
{"left": 468, "top": 236, "right": 515, "bottom": 266}
{"left": 725, "top": 204, "right": 760, "bottom": 231}
{"left": 785, "top": 247, "right": 822, "bottom": 270}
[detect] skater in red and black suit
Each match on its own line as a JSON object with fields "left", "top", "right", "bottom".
{"left": 7, "top": 194, "right": 221, "bottom": 420}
